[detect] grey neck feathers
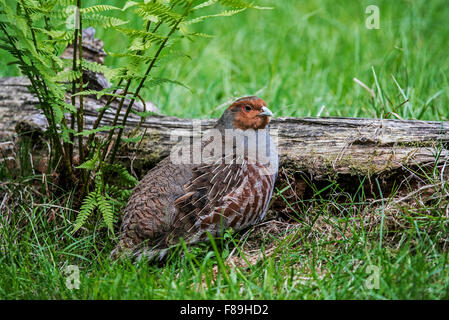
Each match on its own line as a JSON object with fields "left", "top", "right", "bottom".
{"left": 214, "top": 109, "right": 234, "bottom": 131}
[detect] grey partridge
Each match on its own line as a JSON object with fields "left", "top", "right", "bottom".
{"left": 112, "top": 96, "right": 278, "bottom": 260}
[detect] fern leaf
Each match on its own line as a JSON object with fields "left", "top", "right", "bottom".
{"left": 76, "top": 150, "right": 99, "bottom": 170}
{"left": 60, "top": 122, "right": 71, "bottom": 143}
{"left": 73, "top": 192, "right": 97, "bottom": 232}
{"left": 71, "top": 89, "right": 99, "bottom": 97}
{"left": 108, "top": 51, "right": 154, "bottom": 64}
{"left": 32, "top": 28, "right": 74, "bottom": 42}
{"left": 182, "top": 8, "right": 246, "bottom": 25}
{"left": 72, "top": 89, "right": 130, "bottom": 102}
{"left": 83, "top": 13, "right": 128, "bottom": 28}
{"left": 136, "top": 2, "right": 182, "bottom": 26}
{"left": 218, "top": 0, "right": 272, "bottom": 9}
{"left": 80, "top": 5, "right": 121, "bottom": 14}
{"left": 122, "top": 1, "right": 139, "bottom": 11}
{"left": 121, "top": 134, "right": 143, "bottom": 143}
{"left": 184, "top": 32, "right": 214, "bottom": 38}
{"left": 74, "top": 125, "right": 123, "bottom": 137}
{"left": 97, "top": 194, "right": 115, "bottom": 233}
{"left": 51, "top": 104, "right": 64, "bottom": 124}
{"left": 52, "top": 69, "right": 82, "bottom": 82}
{"left": 192, "top": 0, "right": 218, "bottom": 11}
{"left": 104, "top": 164, "right": 138, "bottom": 187}
{"left": 62, "top": 102, "right": 77, "bottom": 113}
{"left": 82, "top": 60, "right": 120, "bottom": 79}
{"left": 116, "top": 27, "right": 166, "bottom": 44}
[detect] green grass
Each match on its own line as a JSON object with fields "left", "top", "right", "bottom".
{"left": 1, "top": 172, "right": 448, "bottom": 299}
{"left": 1, "top": 0, "right": 449, "bottom": 299}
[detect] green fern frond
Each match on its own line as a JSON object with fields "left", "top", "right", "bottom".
{"left": 74, "top": 125, "right": 123, "bottom": 137}
{"left": 192, "top": 0, "right": 218, "bottom": 11}
{"left": 80, "top": 5, "right": 121, "bottom": 14}
{"left": 105, "top": 184, "right": 133, "bottom": 202}
{"left": 52, "top": 69, "right": 82, "bottom": 82}
{"left": 82, "top": 60, "right": 121, "bottom": 79}
{"left": 33, "top": 28, "right": 74, "bottom": 42}
{"left": 104, "top": 164, "right": 138, "bottom": 187}
{"left": 172, "top": 0, "right": 195, "bottom": 9}
{"left": 122, "top": 1, "right": 139, "bottom": 11}
{"left": 72, "top": 88, "right": 130, "bottom": 101}
{"left": 121, "top": 189, "right": 133, "bottom": 198}
{"left": 61, "top": 102, "right": 77, "bottom": 113}
{"left": 193, "top": 0, "right": 267, "bottom": 10}
{"left": 94, "top": 169, "right": 104, "bottom": 193}
{"left": 51, "top": 104, "right": 65, "bottom": 124}
{"left": 121, "top": 134, "right": 143, "bottom": 144}
{"left": 127, "top": 36, "right": 166, "bottom": 51}
{"left": 76, "top": 150, "right": 100, "bottom": 170}
{"left": 136, "top": 2, "right": 182, "bottom": 26}
{"left": 47, "top": 55, "right": 65, "bottom": 70}
{"left": 44, "top": 8, "right": 74, "bottom": 19}
{"left": 116, "top": 27, "right": 167, "bottom": 44}
{"left": 182, "top": 8, "right": 245, "bottom": 25}
{"left": 73, "top": 192, "right": 97, "bottom": 233}
{"left": 182, "top": 32, "right": 214, "bottom": 38}
{"left": 108, "top": 51, "right": 155, "bottom": 64}
{"left": 71, "top": 89, "right": 99, "bottom": 97}
{"left": 97, "top": 194, "right": 114, "bottom": 232}
{"left": 116, "top": 28, "right": 167, "bottom": 52}
{"left": 56, "top": 0, "right": 75, "bottom": 6}
{"left": 218, "top": 0, "right": 271, "bottom": 9}
{"left": 20, "top": 6, "right": 50, "bottom": 17}
{"left": 83, "top": 13, "right": 128, "bottom": 28}
{"left": 60, "top": 122, "right": 71, "bottom": 143}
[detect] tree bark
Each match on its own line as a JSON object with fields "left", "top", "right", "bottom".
{"left": 1, "top": 76, "right": 448, "bottom": 200}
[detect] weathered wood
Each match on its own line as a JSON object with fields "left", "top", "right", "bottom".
{"left": 1, "top": 76, "right": 448, "bottom": 189}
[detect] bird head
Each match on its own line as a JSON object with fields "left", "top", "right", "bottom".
{"left": 216, "top": 96, "right": 274, "bottom": 130}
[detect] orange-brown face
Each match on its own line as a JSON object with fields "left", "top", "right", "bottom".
{"left": 229, "top": 96, "right": 273, "bottom": 130}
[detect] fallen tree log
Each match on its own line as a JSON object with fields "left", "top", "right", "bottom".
{"left": 1, "top": 76, "right": 449, "bottom": 204}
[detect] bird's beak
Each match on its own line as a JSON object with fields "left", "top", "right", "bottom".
{"left": 259, "top": 106, "right": 274, "bottom": 117}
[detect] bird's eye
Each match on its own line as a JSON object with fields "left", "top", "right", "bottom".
{"left": 243, "top": 105, "right": 252, "bottom": 112}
